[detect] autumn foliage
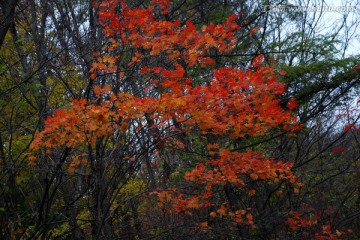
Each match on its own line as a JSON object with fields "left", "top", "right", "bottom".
{"left": 27, "top": 0, "right": 351, "bottom": 238}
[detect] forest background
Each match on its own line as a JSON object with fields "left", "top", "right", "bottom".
{"left": 0, "top": 0, "right": 360, "bottom": 239}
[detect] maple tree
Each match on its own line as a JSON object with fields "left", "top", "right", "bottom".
{"left": 24, "top": 0, "right": 358, "bottom": 239}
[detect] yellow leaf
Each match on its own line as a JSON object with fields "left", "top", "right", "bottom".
{"left": 217, "top": 207, "right": 227, "bottom": 216}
